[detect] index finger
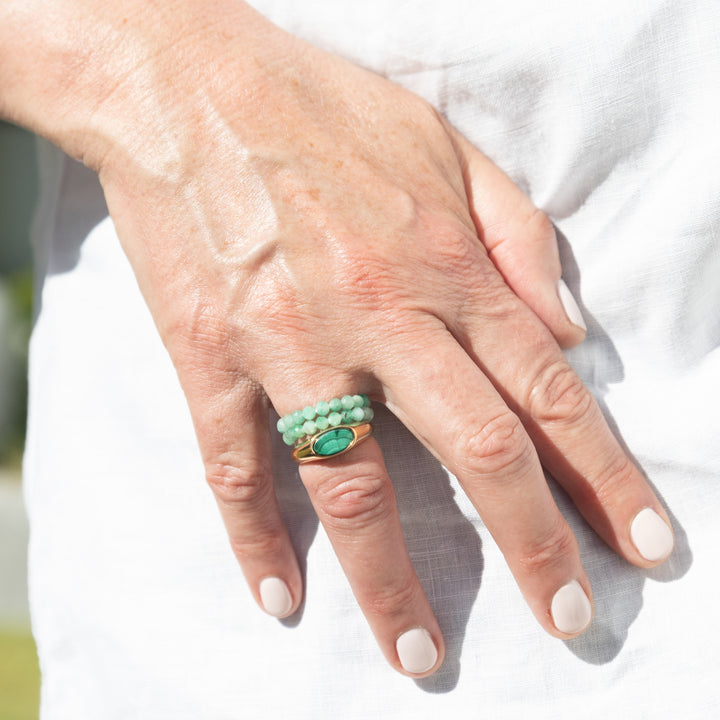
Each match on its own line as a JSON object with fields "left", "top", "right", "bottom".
{"left": 451, "top": 282, "right": 675, "bottom": 568}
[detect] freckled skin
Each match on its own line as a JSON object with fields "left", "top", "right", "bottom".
{"left": 0, "top": 0, "right": 672, "bottom": 678}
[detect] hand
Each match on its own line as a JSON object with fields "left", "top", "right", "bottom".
{"left": 3, "top": 0, "right": 674, "bottom": 678}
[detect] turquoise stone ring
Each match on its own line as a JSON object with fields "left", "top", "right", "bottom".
{"left": 313, "top": 427, "right": 355, "bottom": 456}
{"left": 292, "top": 423, "right": 373, "bottom": 464}
{"left": 280, "top": 394, "right": 374, "bottom": 463}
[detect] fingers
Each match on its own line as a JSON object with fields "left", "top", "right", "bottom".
{"left": 450, "top": 129, "right": 587, "bottom": 348}
{"left": 257, "top": 376, "right": 444, "bottom": 676}
{"left": 198, "top": 379, "right": 302, "bottom": 619}
{"left": 449, "top": 280, "right": 674, "bottom": 569}
{"left": 449, "top": 135, "right": 673, "bottom": 562}
{"left": 186, "top": 345, "right": 444, "bottom": 675}
{"left": 380, "top": 328, "right": 594, "bottom": 638}
{"left": 519, "top": 359, "right": 675, "bottom": 567}
{"left": 298, "top": 438, "right": 444, "bottom": 676}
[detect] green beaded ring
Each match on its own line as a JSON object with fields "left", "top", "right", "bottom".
{"left": 277, "top": 394, "right": 375, "bottom": 462}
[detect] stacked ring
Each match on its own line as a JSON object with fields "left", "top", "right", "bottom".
{"left": 277, "top": 394, "right": 375, "bottom": 464}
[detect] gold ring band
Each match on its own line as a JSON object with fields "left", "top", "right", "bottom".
{"left": 292, "top": 423, "right": 373, "bottom": 464}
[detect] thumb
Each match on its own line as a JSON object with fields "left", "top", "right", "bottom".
{"left": 452, "top": 129, "right": 587, "bottom": 348}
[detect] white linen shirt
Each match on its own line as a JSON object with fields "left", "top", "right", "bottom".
{"left": 24, "top": 0, "right": 720, "bottom": 717}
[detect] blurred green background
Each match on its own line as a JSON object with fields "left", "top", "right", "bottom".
{"left": 0, "top": 119, "right": 41, "bottom": 720}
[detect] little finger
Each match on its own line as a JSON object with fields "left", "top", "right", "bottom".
{"left": 197, "top": 379, "right": 302, "bottom": 618}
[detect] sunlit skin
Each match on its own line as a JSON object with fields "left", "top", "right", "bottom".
{"left": 0, "top": 0, "right": 672, "bottom": 677}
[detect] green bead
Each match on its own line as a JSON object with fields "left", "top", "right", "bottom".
{"left": 291, "top": 424, "right": 305, "bottom": 440}
{"left": 341, "top": 410, "right": 354, "bottom": 424}
{"left": 302, "top": 420, "right": 317, "bottom": 436}
{"left": 362, "top": 395, "right": 371, "bottom": 407}
{"left": 282, "top": 431, "right": 295, "bottom": 446}
{"left": 329, "top": 398, "right": 342, "bottom": 412}
{"left": 283, "top": 414, "right": 295, "bottom": 432}
{"left": 277, "top": 417, "right": 287, "bottom": 433}
{"left": 291, "top": 410, "right": 304, "bottom": 426}
{"left": 313, "top": 428, "right": 355, "bottom": 456}
{"left": 341, "top": 395, "right": 355, "bottom": 410}
{"left": 302, "top": 406, "right": 316, "bottom": 420}
{"left": 315, "top": 416, "right": 330, "bottom": 430}
{"left": 315, "top": 400, "right": 330, "bottom": 416}
{"left": 350, "top": 407, "right": 365, "bottom": 422}
{"left": 327, "top": 412, "right": 342, "bottom": 427}
{"left": 352, "top": 394, "right": 365, "bottom": 408}
{"left": 363, "top": 407, "right": 374, "bottom": 422}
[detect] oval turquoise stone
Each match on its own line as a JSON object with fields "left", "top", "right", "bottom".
{"left": 312, "top": 428, "right": 355, "bottom": 457}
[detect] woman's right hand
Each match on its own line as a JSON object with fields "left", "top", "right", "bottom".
{"left": 1, "top": 0, "right": 674, "bottom": 677}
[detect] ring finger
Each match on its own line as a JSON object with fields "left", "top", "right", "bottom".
{"left": 268, "top": 384, "right": 445, "bottom": 677}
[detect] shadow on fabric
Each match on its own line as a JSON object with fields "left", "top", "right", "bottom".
{"left": 379, "top": 411, "right": 484, "bottom": 694}
{"left": 556, "top": 231, "right": 692, "bottom": 665}
{"left": 272, "top": 405, "right": 484, "bottom": 694}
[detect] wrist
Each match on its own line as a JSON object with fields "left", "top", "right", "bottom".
{"left": 0, "top": 0, "right": 283, "bottom": 173}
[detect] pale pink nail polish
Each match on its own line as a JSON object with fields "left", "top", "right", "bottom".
{"left": 630, "top": 508, "right": 674, "bottom": 562}
{"left": 551, "top": 580, "right": 592, "bottom": 634}
{"left": 259, "top": 577, "right": 293, "bottom": 617}
{"left": 558, "top": 279, "right": 587, "bottom": 331}
{"left": 396, "top": 628, "right": 438, "bottom": 674}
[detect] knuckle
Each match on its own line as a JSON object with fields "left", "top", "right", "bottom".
{"left": 425, "top": 229, "right": 503, "bottom": 302}
{"left": 432, "top": 231, "right": 478, "bottom": 276}
{"left": 206, "top": 459, "right": 270, "bottom": 512}
{"left": 334, "top": 252, "right": 406, "bottom": 311}
{"left": 485, "top": 207, "right": 555, "bottom": 260}
{"left": 164, "top": 301, "right": 240, "bottom": 375}
{"left": 358, "top": 576, "right": 418, "bottom": 621}
{"left": 455, "top": 411, "right": 533, "bottom": 478}
{"left": 313, "top": 471, "right": 392, "bottom": 530}
{"left": 517, "top": 522, "right": 577, "bottom": 575}
{"left": 256, "top": 275, "right": 315, "bottom": 339}
{"left": 527, "top": 359, "right": 594, "bottom": 426}
{"left": 523, "top": 207, "right": 556, "bottom": 244}
{"left": 167, "top": 299, "right": 228, "bottom": 348}
{"left": 207, "top": 457, "right": 287, "bottom": 563}
{"left": 227, "top": 529, "right": 285, "bottom": 563}
{"left": 591, "top": 454, "right": 638, "bottom": 506}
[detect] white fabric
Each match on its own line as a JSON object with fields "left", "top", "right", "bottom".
{"left": 24, "top": 0, "right": 720, "bottom": 717}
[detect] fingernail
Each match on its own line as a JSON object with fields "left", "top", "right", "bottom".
{"left": 396, "top": 628, "right": 438, "bottom": 674}
{"left": 551, "top": 580, "right": 592, "bottom": 635}
{"left": 630, "top": 508, "right": 674, "bottom": 562}
{"left": 259, "top": 577, "right": 293, "bottom": 617}
{"left": 557, "top": 279, "right": 587, "bottom": 331}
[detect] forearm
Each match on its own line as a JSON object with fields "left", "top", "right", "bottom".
{"left": 0, "top": 0, "right": 284, "bottom": 171}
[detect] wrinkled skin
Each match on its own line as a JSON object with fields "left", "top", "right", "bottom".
{"left": 0, "top": 0, "right": 672, "bottom": 678}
